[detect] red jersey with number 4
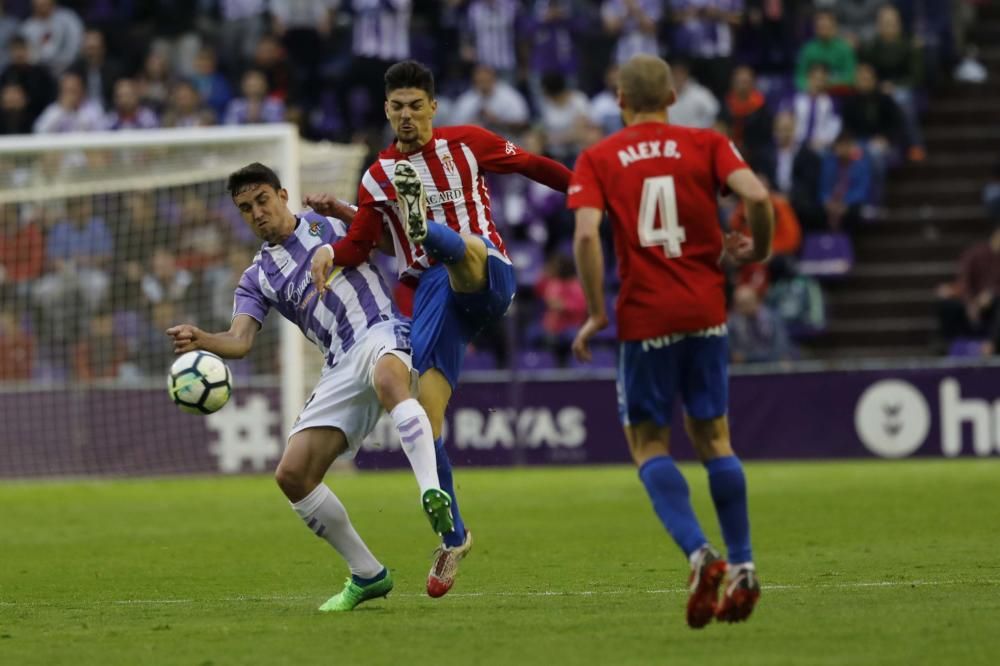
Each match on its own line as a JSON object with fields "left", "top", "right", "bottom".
{"left": 567, "top": 122, "right": 748, "bottom": 340}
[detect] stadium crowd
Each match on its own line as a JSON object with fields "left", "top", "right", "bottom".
{"left": 0, "top": 0, "right": 988, "bottom": 381}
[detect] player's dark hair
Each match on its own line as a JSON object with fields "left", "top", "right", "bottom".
{"left": 227, "top": 162, "right": 282, "bottom": 198}
{"left": 384, "top": 60, "right": 435, "bottom": 99}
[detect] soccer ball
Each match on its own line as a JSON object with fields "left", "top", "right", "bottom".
{"left": 168, "top": 351, "right": 233, "bottom": 414}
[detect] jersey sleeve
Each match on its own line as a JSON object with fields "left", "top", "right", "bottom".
{"left": 712, "top": 130, "right": 750, "bottom": 186}
{"left": 232, "top": 266, "right": 269, "bottom": 325}
{"left": 328, "top": 170, "right": 385, "bottom": 266}
{"left": 566, "top": 149, "right": 606, "bottom": 211}
{"left": 460, "top": 125, "right": 571, "bottom": 191}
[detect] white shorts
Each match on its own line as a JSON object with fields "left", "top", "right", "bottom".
{"left": 288, "top": 320, "right": 415, "bottom": 456}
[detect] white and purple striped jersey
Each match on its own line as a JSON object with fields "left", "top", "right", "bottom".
{"left": 233, "top": 211, "right": 405, "bottom": 367}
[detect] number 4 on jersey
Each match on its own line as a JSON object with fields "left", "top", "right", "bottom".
{"left": 638, "top": 176, "right": 685, "bottom": 258}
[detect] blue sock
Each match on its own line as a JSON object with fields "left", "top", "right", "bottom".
{"left": 435, "top": 437, "right": 467, "bottom": 548}
{"left": 422, "top": 223, "right": 466, "bottom": 264}
{"left": 351, "top": 567, "right": 387, "bottom": 586}
{"left": 638, "top": 456, "right": 707, "bottom": 558}
{"left": 705, "top": 456, "right": 753, "bottom": 564}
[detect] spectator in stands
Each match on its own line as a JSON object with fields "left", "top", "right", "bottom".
{"left": 669, "top": 0, "right": 742, "bottom": 99}
{"left": 759, "top": 110, "right": 824, "bottom": 230}
{"left": 819, "top": 130, "right": 873, "bottom": 230}
{"left": 69, "top": 29, "right": 124, "bottom": 110}
{"left": 0, "top": 307, "right": 33, "bottom": 381}
{"left": 729, "top": 172, "right": 802, "bottom": 281}
{"left": 190, "top": 47, "right": 232, "bottom": 119}
{"left": 224, "top": 69, "right": 285, "bottom": 125}
{"left": 722, "top": 64, "right": 772, "bottom": 167}
{"left": 734, "top": 0, "right": 797, "bottom": 77}
{"left": 728, "top": 284, "right": 794, "bottom": 364}
{"left": 141, "top": 246, "right": 193, "bottom": 308}
{"left": 537, "top": 72, "right": 590, "bottom": 166}
{"left": 251, "top": 34, "right": 293, "bottom": 103}
{"left": 72, "top": 307, "right": 128, "bottom": 380}
{"left": 0, "top": 203, "right": 43, "bottom": 308}
{"left": 815, "top": 0, "right": 882, "bottom": 46}
{"left": 33, "top": 71, "right": 104, "bottom": 133}
{"left": 840, "top": 63, "right": 903, "bottom": 186}
{"left": 462, "top": 0, "right": 524, "bottom": 82}
{"left": 527, "top": 0, "right": 584, "bottom": 94}
{"left": 0, "top": 7, "right": 21, "bottom": 73}
{"left": 601, "top": 0, "right": 662, "bottom": 65}
{"left": 216, "top": 0, "right": 267, "bottom": 76}
{"left": 450, "top": 64, "right": 529, "bottom": 135}
{"left": 669, "top": 58, "right": 720, "bottom": 129}
{"left": 203, "top": 244, "right": 254, "bottom": 331}
{"left": 141, "top": 0, "right": 201, "bottom": 80}
{"left": 589, "top": 63, "right": 623, "bottom": 137}
{"left": 0, "top": 82, "right": 34, "bottom": 134}
{"left": 535, "top": 253, "right": 587, "bottom": 367}
{"left": 161, "top": 79, "right": 216, "bottom": 128}
{"left": 105, "top": 78, "right": 159, "bottom": 130}
{"left": 795, "top": 10, "right": 856, "bottom": 91}
{"left": 860, "top": 4, "right": 926, "bottom": 161}
{"left": 937, "top": 220, "right": 1000, "bottom": 354}
{"left": 20, "top": 0, "right": 83, "bottom": 76}
{"left": 136, "top": 51, "right": 171, "bottom": 114}
{"left": 270, "top": 0, "right": 336, "bottom": 105}
{"left": 0, "top": 36, "right": 56, "bottom": 123}
{"left": 137, "top": 299, "right": 181, "bottom": 376}
{"left": 787, "top": 63, "right": 841, "bottom": 152}
{"left": 40, "top": 197, "right": 112, "bottom": 310}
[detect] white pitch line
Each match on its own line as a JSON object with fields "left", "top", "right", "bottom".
{"left": 1, "top": 579, "right": 997, "bottom": 608}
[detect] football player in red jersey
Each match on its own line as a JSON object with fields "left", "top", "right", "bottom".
{"left": 307, "top": 60, "right": 571, "bottom": 599}
{"left": 567, "top": 54, "right": 775, "bottom": 628}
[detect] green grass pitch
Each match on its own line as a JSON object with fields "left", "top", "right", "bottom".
{"left": 2, "top": 460, "right": 999, "bottom": 665}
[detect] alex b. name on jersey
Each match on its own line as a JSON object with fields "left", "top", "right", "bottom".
{"left": 618, "top": 140, "right": 682, "bottom": 167}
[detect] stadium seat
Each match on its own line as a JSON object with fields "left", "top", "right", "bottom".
{"left": 797, "top": 232, "right": 854, "bottom": 278}
{"left": 947, "top": 338, "right": 988, "bottom": 358}
{"left": 464, "top": 349, "right": 499, "bottom": 371}
{"left": 507, "top": 241, "right": 544, "bottom": 288}
{"left": 516, "top": 350, "right": 558, "bottom": 370}
{"left": 570, "top": 346, "right": 617, "bottom": 369}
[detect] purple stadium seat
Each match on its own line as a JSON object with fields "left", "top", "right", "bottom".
{"left": 948, "top": 338, "right": 988, "bottom": 358}
{"left": 464, "top": 349, "right": 498, "bottom": 371}
{"left": 797, "top": 232, "right": 854, "bottom": 278}
{"left": 516, "top": 350, "right": 558, "bottom": 370}
{"left": 571, "top": 346, "right": 617, "bottom": 370}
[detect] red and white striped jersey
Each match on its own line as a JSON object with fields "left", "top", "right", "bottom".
{"left": 357, "top": 125, "right": 526, "bottom": 285}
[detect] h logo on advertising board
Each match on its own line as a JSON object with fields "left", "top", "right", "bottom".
{"left": 855, "top": 377, "right": 1000, "bottom": 458}
{"left": 854, "top": 380, "right": 931, "bottom": 458}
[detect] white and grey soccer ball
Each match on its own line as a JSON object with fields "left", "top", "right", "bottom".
{"left": 168, "top": 351, "right": 233, "bottom": 414}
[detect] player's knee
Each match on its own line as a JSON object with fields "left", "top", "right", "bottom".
{"left": 274, "top": 461, "right": 312, "bottom": 502}
{"left": 628, "top": 438, "right": 670, "bottom": 467}
{"left": 372, "top": 358, "right": 411, "bottom": 410}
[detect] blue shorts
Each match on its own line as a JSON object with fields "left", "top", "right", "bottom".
{"left": 617, "top": 331, "right": 729, "bottom": 426}
{"left": 411, "top": 239, "right": 516, "bottom": 388}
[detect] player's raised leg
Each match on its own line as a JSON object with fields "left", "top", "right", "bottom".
{"left": 625, "top": 419, "right": 725, "bottom": 629}
{"left": 275, "top": 427, "right": 392, "bottom": 611}
{"left": 392, "top": 159, "right": 489, "bottom": 293}
{"left": 686, "top": 414, "right": 760, "bottom": 623}
{"left": 419, "top": 368, "right": 472, "bottom": 598}
{"left": 371, "top": 351, "right": 453, "bottom": 535}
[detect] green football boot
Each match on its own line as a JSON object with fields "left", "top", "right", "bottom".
{"left": 422, "top": 488, "right": 454, "bottom": 535}
{"left": 318, "top": 569, "right": 394, "bottom": 612}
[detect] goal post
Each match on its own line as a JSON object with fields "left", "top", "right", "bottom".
{"left": 0, "top": 125, "right": 368, "bottom": 477}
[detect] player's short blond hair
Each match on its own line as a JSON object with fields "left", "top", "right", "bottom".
{"left": 618, "top": 55, "right": 674, "bottom": 113}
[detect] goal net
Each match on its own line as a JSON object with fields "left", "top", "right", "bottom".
{"left": 0, "top": 125, "right": 368, "bottom": 478}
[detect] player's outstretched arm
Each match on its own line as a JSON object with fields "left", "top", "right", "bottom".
{"left": 166, "top": 315, "right": 259, "bottom": 359}
{"left": 466, "top": 125, "right": 572, "bottom": 192}
{"left": 726, "top": 169, "right": 775, "bottom": 264}
{"left": 571, "top": 207, "right": 608, "bottom": 362}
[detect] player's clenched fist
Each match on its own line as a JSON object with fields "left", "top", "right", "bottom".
{"left": 304, "top": 193, "right": 356, "bottom": 222}
{"left": 166, "top": 324, "right": 204, "bottom": 354}
{"left": 310, "top": 244, "right": 334, "bottom": 294}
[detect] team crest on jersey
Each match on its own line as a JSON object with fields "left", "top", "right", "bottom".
{"left": 308, "top": 221, "right": 322, "bottom": 237}
{"left": 441, "top": 154, "right": 457, "bottom": 176}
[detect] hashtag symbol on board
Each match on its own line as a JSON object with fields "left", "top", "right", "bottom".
{"left": 206, "top": 395, "right": 282, "bottom": 473}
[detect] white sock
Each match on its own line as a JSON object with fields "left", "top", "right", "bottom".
{"left": 291, "top": 484, "right": 383, "bottom": 579}
{"left": 391, "top": 398, "right": 441, "bottom": 496}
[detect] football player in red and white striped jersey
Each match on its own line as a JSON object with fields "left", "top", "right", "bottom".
{"left": 308, "top": 60, "right": 571, "bottom": 599}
